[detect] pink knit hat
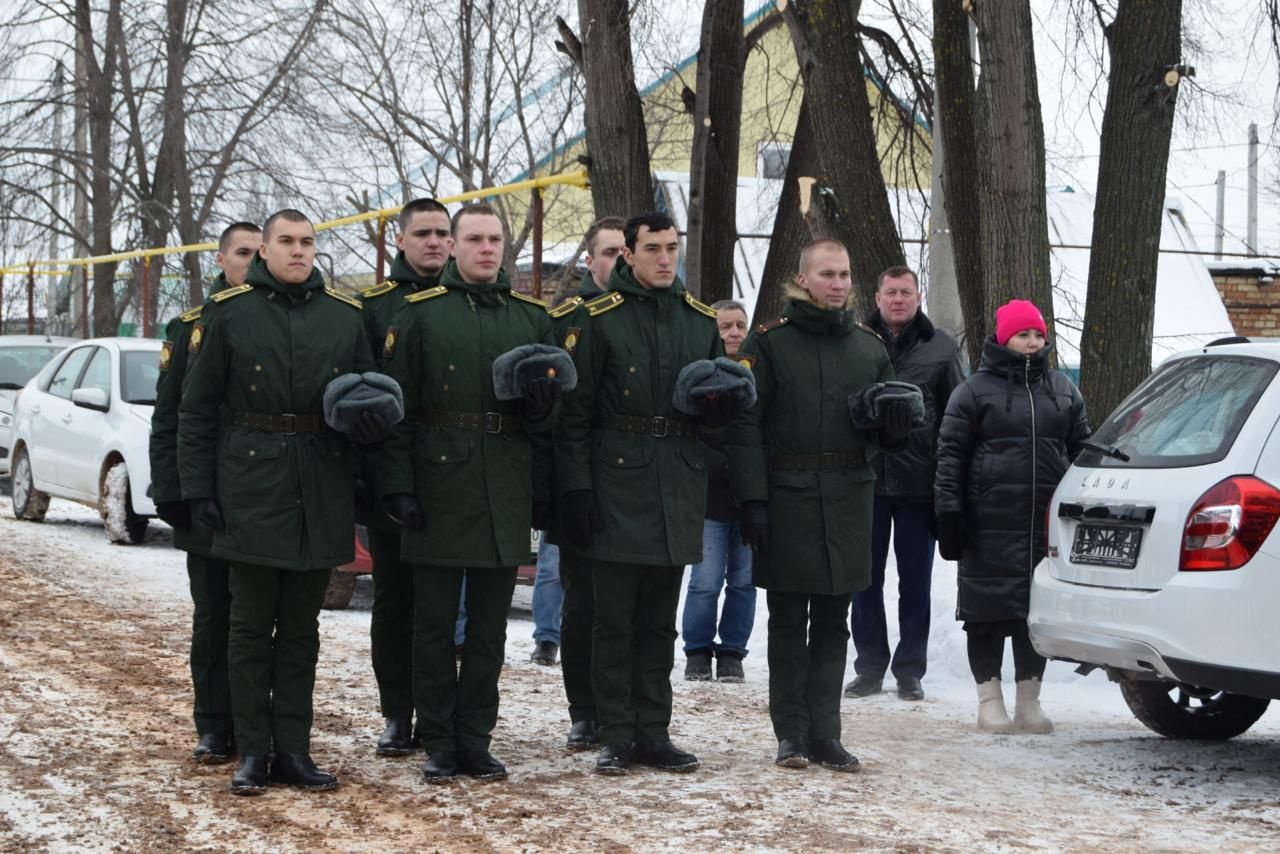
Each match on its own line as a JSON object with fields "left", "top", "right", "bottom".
{"left": 995, "top": 299, "right": 1047, "bottom": 346}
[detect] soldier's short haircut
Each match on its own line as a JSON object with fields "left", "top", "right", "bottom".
{"left": 451, "top": 202, "right": 504, "bottom": 236}
{"left": 398, "top": 197, "right": 449, "bottom": 232}
{"left": 218, "top": 221, "right": 261, "bottom": 252}
{"left": 798, "top": 238, "right": 849, "bottom": 273}
{"left": 623, "top": 211, "right": 677, "bottom": 251}
{"left": 877, "top": 265, "right": 919, "bottom": 291}
{"left": 584, "top": 216, "right": 626, "bottom": 256}
{"left": 262, "top": 208, "right": 312, "bottom": 241}
{"left": 711, "top": 299, "right": 747, "bottom": 315}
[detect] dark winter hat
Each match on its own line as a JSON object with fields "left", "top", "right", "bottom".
{"left": 672, "top": 357, "right": 758, "bottom": 416}
{"left": 995, "top": 299, "right": 1047, "bottom": 346}
{"left": 492, "top": 343, "right": 578, "bottom": 400}
{"left": 848, "top": 381, "right": 926, "bottom": 431}
{"left": 323, "top": 372, "right": 405, "bottom": 433}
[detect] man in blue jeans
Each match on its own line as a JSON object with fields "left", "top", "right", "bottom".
{"left": 848, "top": 266, "right": 965, "bottom": 702}
{"left": 530, "top": 538, "right": 561, "bottom": 664}
{"left": 682, "top": 300, "right": 755, "bottom": 683}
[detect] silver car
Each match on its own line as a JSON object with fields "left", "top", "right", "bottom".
{"left": 0, "top": 335, "right": 76, "bottom": 478}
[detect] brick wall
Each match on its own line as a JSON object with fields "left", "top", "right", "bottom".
{"left": 1211, "top": 273, "right": 1280, "bottom": 338}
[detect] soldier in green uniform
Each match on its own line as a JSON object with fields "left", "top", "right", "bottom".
{"left": 179, "top": 209, "right": 381, "bottom": 795}
{"left": 379, "top": 203, "right": 558, "bottom": 784}
{"left": 725, "top": 239, "right": 914, "bottom": 772}
{"left": 149, "top": 221, "right": 260, "bottom": 765}
{"left": 555, "top": 211, "right": 724, "bottom": 776}
{"left": 536, "top": 216, "right": 625, "bottom": 751}
{"left": 358, "top": 197, "right": 453, "bottom": 756}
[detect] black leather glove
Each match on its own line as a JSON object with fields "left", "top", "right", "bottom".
{"left": 155, "top": 500, "right": 191, "bottom": 532}
{"left": 560, "top": 489, "right": 603, "bottom": 549}
{"left": 878, "top": 398, "right": 914, "bottom": 449}
{"left": 697, "top": 393, "right": 738, "bottom": 430}
{"left": 191, "top": 497, "right": 226, "bottom": 531}
{"left": 349, "top": 410, "right": 389, "bottom": 446}
{"left": 522, "top": 377, "right": 562, "bottom": 424}
{"left": 936, "top": 511, "right": 966, "bottom": 561}
{"left": 383, "top": 492, "right": 425, "bottom": 530}
{"left": 740, "top": 500, "right": 770, "bottom": 552}
{"left": 531, "top": 500, "right": 554, "bottom": 533}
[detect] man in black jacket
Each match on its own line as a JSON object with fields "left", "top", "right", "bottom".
{"left": 846, "top": 266, "right": 966, "bottom": 702}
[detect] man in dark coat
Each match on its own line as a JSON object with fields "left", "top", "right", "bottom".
{"left": 847, "top": 266, "right": 966, "bottom": 702}
{"left": 357, "top": 197, "right": 453, "bottom": 756}
{"left": 149, "top": 221, "right": 259, "bottom": 766}
{"left": 179, "top": 209, "right": 382, "bottom": 795}
{"left": 555, "top": 211, "right": 723, "bottom": 776}
{"left": 726, "top": 239, "right": 913, "bottom": 772}
{"left": 378, "top": 203, "right": 558, "bottom": 784}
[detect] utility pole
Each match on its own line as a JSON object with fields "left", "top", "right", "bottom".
{"left": 927, "top": 92, "right": 963, "bottom": 337}
{"left": 1247, "top": 122, "right": 1258, "bottom": 256}
{"left": 1214, "top": 169, "right": 1225, "bottom": 260}
{"left": 49, "top": 63, "right": 65, "bottom": 329}
{"left": 72, "top": 31, "right": 90, "bottom": 336}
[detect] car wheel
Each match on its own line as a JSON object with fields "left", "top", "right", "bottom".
{"left": 321, "top": 567, "right": 357, "bottom": 611}
{"left": 1120, "top": 679, "right": 1270, "bottom": 740}
{"left": 11, "top": 447, "right": 49, "bottom": 522}
{"left": 101, "top": 461, "right": 149, "bottom": 545}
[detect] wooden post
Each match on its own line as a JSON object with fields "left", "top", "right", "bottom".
{"left": 81, "top": 266, "right": 89, "bottom": 338}
{"left": 532, "top": 189, "right": 544, "bottom": 300}
{"left": 26, "top": 265, "right": 35, "bottom": 334}
{"left": 375, "top": 215, "right": 387, "bottom": 284}
{"left": 141, "top": 256, "right": 152, "bottom": 338}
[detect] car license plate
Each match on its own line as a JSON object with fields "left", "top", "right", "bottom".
{"left": 1070, "top": 523, "right": 1143, "bottom": 569}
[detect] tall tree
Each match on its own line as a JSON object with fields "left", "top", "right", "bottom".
{"left": 1079, "top": 0, "right": 1184, "bottom": 419}
{"left": 753, "top": 97, "right": 818, "bottom": 327}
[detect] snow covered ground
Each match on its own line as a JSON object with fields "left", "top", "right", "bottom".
{"left": 1, "top": 498, "right": 1279, "bottom": 852}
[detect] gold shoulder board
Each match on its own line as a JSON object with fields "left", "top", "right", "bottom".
{"left": 360, "top": 281, "right": 398, "bottom": 299}
{"left": 325, "top": 286, "right": 363, "bottom": 309}
{"left": 511, "top": 291, "right": 549, "bottom": 308}
{"left": 756, "top": 317, "right": 790, "bottom": 334}
{"left": 548, "top": 296, "right": 583, "bottom": 318}
{"left": 684, "top": 292, "right": 717, "bottom": 318}
{"left": 405, "top": 285, "right": 448, "bottom": 304}
{"left": 178, "top": 306, "right": 202, "bottom": 323}
{"left": 210, "top": 284, "right": 253, "bottom": 303}
{"left": 585, "top": 291, "right": 624, "bottom": 317}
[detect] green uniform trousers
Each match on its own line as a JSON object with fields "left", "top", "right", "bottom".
{"left": 766, "top": 591, "right": 852, "bottom": 742}
{"left": 558, "top": 550, "right": 595, "bottom": 724}
{"left": 369, "top": 526, "right": 414, "bottom": 719}
{"left": 187, "top": 553, "right": 232, "bottom": 737}
{"left": 590, "top": 560, "right": 683, "bottom": 745}
{"left": 227, "top": 564, "right": 331, "bottom": 756}
{"left": 412, "top": 564, "right": 517, "bottom": 753}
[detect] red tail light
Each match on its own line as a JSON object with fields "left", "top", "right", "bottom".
{"left": 1180, "top": 476, "right": 1280, "bottom": 571}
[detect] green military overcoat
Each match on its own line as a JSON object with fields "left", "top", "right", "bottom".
{"left": 555, "top": 261, "right": 723, "bottom": 566}
{"left": 178, "top": 256, "right": 375, "bottom": 570}
{"left": 725, "top": 295, "right": 895, "bottom": 594}
{"left": 379, "top": 261, "right": 556, "bottom": 568}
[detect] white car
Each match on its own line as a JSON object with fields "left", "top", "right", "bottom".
{"left": 0, "top": 335, "right": 76, "bottom": 477}
{"left": 1030, "top": 337, "right": 1280, "bottom": 740}
{"left": 10, "top": 337, "right": 162, "bottom": 544}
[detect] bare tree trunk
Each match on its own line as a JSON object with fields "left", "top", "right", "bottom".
{"left": 685, "top": 0, "right": 743, "bottom": 302}
{"left": 754, "top": 98, "right": 818, "bottom": 327}
{"left": 780, "top": 0, "right": 905, "bottom": 319}
{"left": 973, "top": 1, "right": 1053, "bottom": 342}
{"left": 570, "top": 0, "right": 654, "bottom": 216}
{"left": 1079, "top": 0, "right": 1182, "bottom": 419}
{"left": 933, "top": 0, "right": 984, "bottom": 366}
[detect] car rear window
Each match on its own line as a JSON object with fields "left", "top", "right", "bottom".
{"left": 120, "top": 350, "right": 160, "bottom": 405}
{"left": 1078, "top": 355, "right": 1278, "bottom": 469}
{"left": 0, "top": 346, "right": 67, "bottom": 389}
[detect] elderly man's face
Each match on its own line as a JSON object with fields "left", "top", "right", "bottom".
{"left": 717, "top": 308, "right": 748, "bottom": 356}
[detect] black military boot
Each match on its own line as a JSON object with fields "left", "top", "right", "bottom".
{"left": 775, "top": 737, "right": 810, "bottom": 769}
{"left": 632, "top": 740, "right": 700, "bottom": 773}
{"left": 594, "top": 743, "right": 632, "bottom": 776}
{"left": 228, "top": 755, "right": 268, "bottom": 796}
{"left": 810, "top": 738, "right": 860, "bottom": 772}
{"left": 376, "top": 716, "right": 414, "bottom": 757}
{"left": 268, "top": 753, "right": 339, "bottom": 790}
{"left": 459, "top": 748, "right": 508, "bottom": 781}
{"left": 422, "top": 750, "right": 460, "bottom": 784}
{"left": 565, "top": 720, "right": 600, "bottom": 751}
{"left": 193, "top": 732, "right": 235, "bottom": 765}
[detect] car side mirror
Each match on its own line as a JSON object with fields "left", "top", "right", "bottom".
{"left": 71, "top": 387, "right": 110, "bottom": 412}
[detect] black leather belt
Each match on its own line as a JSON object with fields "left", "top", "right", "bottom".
{"left": 600, "top": 413, "right": 697, "bottom": 439}
{"left": 771, "top": 450, "right": 866, "bottom": 471}
{"left": 230, "top": 411, "right": 324, "bottom": 434}
{"left": 421, "top": 410, "right": 522, "bottom": 434}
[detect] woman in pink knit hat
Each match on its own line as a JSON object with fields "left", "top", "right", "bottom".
{"left": 933, "top": 299, "right": 1090, "bottom": 734}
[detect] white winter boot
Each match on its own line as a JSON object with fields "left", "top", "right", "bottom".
{"left": 976, "top": 678, "right": 1014, "bottom": 734}
{"left": 1013, "top": 679, "right": 1055, "bottom": 734}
